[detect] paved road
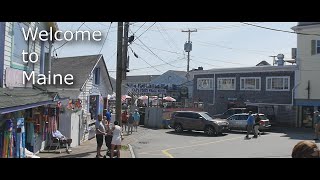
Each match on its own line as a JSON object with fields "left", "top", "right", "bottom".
{"left": 131, "top": 127, "right": 319, "bottom": 158}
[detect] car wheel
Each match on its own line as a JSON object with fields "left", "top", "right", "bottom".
{"left": 205, "top": 126, "right": 216, "bottom": 136}
{"left": 175, "top": 124, "right": 183, "bottom": 133}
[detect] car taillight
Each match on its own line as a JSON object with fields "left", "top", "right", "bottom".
{"left": 259, "top": 121, "right": 265, "bottom": 125}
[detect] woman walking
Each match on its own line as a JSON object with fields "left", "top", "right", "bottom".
{"left": 110, "top": 121, "right": 122, "bottom": 158}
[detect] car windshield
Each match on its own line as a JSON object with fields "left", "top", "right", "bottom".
{"left": 201, "top": 112, "right": 214, "bottom": 120}
{"left": 255, "top": 115, "right": 267, "bottom": 120}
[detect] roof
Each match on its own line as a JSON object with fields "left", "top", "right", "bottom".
{"left": 0, "top": 88, "right": 59, "bottom": 113}
{"left": 197, "top": 65, "right": 297, "bottom": 75}
{"left": 51, "top": 54, "right": 102, "bottom": 89}
{"left": 297, "top": 22, "right": 320, "bottom": 27}
{"left": 256, "top": 60, "right": 271, "bottom": 66}
{"left": 171, "top": 70, "right": 187, "bottom": 78}
{"left": 124, "top": 75, "right": 160, "bottom": 83}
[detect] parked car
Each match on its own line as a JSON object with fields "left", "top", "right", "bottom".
{"left": 226, "top": 113, "right": 271, "bottom": 133}
{"left": 170, "top": 111, "right": 229, "bottom": 136}
{"left": 213, "top": 108, "right": 248, "bottom": 119}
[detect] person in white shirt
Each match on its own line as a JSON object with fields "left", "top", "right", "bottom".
{"left": 52, "top": 130, "right": 72, "bottom": 153}
{"left": 110, "top": 121, "right": 122, "bottom": 158}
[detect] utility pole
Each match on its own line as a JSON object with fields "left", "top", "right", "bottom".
{"left": 182, "top": 29, "right": 197, "bottom": 75}
{"left": 122, "top": 22, "right": 132, "bottom": 112}
{"left": 122, "top": 22, "right": 129, "bottom": 80}
{"left": 116, "top": 22, "right": 124, "bottom": 126}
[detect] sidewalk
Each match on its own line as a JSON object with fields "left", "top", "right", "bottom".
{"left": 37, "top": 126, "right": 149, "bottom": 158}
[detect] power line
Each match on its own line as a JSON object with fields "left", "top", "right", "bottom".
{"left": 135, "top": 38, "right": 180, "bottom": 68}
{"left": 158, "top": 23, "right": 183, "bottom": 53}
{"left": 194, "top": 40, "right": 276, "bottom": 54}
{"left": 133, "top": 42, "right": 250, "bottom": 66}
{"left": 54, "top": 22, "right": 86, "bottom": 51}
{"left": 133, "top": 22, "right": 146, "bottom": 34}
{"left": 240, "top": 22, "right": 320, "bottom": 37}
{"left": 128, "top": 46, "right": 170, "bottom": 73}
{"left": 156, "top": 24, "right": 177, "bottom": 52}
{"left": 132, "top": 22, "right": 156, "bottom": 43}
{"left": 98, "top": 22, "right": 112, "bottom": 54}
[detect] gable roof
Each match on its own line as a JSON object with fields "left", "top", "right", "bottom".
{"left": 256, "top": 60, "right": 271, "bottom": 66}
{"left": 51, "top": 54, "right": 108, "bottom": 90}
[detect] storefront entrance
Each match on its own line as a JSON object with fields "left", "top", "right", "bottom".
{"left": 302, "top": 106, "right": 314, "bottom": 128}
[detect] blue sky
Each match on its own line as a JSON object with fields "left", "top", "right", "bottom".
{"left": 55, "top": 22, "right": 297, "bottom": 78}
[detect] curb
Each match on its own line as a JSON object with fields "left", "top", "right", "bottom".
{"left": 128, "top": 144, "right": 136, "bottom": 158}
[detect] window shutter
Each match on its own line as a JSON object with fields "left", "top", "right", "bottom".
{"left": 311, "top": 40, "right": 316, "bottom": 55}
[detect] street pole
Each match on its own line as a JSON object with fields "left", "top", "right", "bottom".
{"left": 122, "top": 22, "right": 131, "bottom": 112}
{"left": 116, "top": 22, "right": 124, "bottom": 126}
{"left": 182, "top": 29, "right": 197, "bottom": 74}
{"left": 182, "top": 29, "right": 197, "bottom": 107}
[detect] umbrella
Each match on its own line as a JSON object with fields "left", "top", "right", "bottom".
{"left": 163, "top": 96, "right": 176, "bottom": 102}
{"left": 121, "top": 95, "right": 131, "bottom": 102}
{"left": 138, "top": 95, "right": 148, "bottom": 100}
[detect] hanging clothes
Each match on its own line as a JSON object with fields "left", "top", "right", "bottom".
{"left": 26, "top": 122, "right": 34, "bottom": 147}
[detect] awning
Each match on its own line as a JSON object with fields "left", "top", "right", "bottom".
{"left": 0, "top": 100, "right": 57, "bottom": 114}
{"left": 0, "top": 88, "right": 67, "bottom": 115}
{"left": 295, "top": 100, "right": 320, "bottom": 106}
{"left": 245, "top": 102, "right": 292, "bottom": 106}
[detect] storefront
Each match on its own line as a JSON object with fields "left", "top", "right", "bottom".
{"left": 0, "top": 103, "right": 61, "bottom": 158}
{"left": 296, "top": 100, "right": 320, "bottom": 128}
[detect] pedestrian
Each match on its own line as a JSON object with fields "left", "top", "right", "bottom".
{"left": 314, "top": 111, "right": 320, "bottom": 140}
{"left": 245, "top": 111, "right": 254, "bottom": 139}
{"left": 105, "top": 109, "right": 112, "bottom": 125}
{"left": 133, "top": 109, "right": 140, "bottom": 132}
{"left": 111, "top": 121, "right": 122, "bottom": 158}
{"left": 253, "top": 114, "right": 261, "bottom": 138}
{"left": 127, "top": 112, "right": 134, "bottom": 135}
{"left": 121, "top": 110, "right": 128, "bottom": 132}
{"left": 95, "top": 115, "right": 106, "bottom": 158}
{"left": 104, "top": 121, "right": 113, "bottom": 156}
{"left": 292, "top": 140, "right": 320, "bottom": 158}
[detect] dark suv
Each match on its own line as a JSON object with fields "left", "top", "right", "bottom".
{"left": 170, "top": 111, "right": 229, "bottom": 136}
{"left": 213, "top": 108, "right": 248, "bottom": 119}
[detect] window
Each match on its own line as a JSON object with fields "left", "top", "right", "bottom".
{"left": 240, "top": 77, "right": 261, "bottom": 90}
{"left": 217, "top": 78, "right": 236, "bottom": 90}
{"left": 311, "top": 40, "right": 320, "bottom": 55}
{"left": 94, "top": 67, "right": 100, "bottom": 85}
{"left": 266, "top": 76, "right": 290, "bottom": 91}
{"left": 12, "top": 22, "right": 29, "bottom": 68}
{"left": 197, "top": 78, "right": 214, "bottom": 90}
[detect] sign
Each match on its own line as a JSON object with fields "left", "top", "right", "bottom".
{"left": 129, "top": 88, "right": 166, "bottom": 95}
{"left": 180, "top": 86, "right": 188, "bottom": 98}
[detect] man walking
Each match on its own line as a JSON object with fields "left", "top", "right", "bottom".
{"left": 314, "top": 111, "right": 320, "bottom": 140}
{"left": 246, "top": 111, "right": 254, "bottom": 139}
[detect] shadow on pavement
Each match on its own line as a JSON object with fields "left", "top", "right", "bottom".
{"left": 50, "top": 149, "right": 107, "bottom": 158}
{"left": 268, "top": 127, "right": 315, "bottom": 140}
{"left": 166, "top": 130, "right": 228, "bottom": 137}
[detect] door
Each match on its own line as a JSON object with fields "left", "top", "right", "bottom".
{"left": 180, "top": 112, "right": 195, "bottom": 130}
{"left": 70, "top": 113, "right": 80, "bottom": 147}
{"left": 238, "top": 115, "right": 248, "bottom": 130}
{"left": 227, "top": 115, "right": 237, "bottom": 130}
{"left": 192, "top": 113, "right": 205, "bottom": 130}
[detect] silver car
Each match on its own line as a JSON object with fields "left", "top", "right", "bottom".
{"left": 227, "top": 113, "right": 271, "bottom": 133}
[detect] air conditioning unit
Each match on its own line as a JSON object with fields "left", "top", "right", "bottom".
{"left": 292, "top": 48, "right": 297, "bottom": 59}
